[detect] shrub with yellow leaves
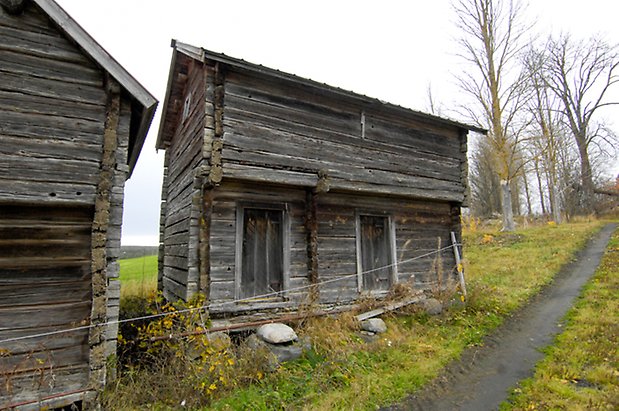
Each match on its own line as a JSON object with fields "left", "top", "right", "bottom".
{"left": 108, "top": 291, "right": 280, "bottom": 408}
{"left": 131, "top": 293, "right": 244, "bottom": 397}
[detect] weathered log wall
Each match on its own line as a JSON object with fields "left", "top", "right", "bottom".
{"left": 87, "top": 78, "right": 130, "bottom": 401}
{"left": 221, "top": 69, "right": 465, "bottom": 202}
{"left": 0, "top": 2, "right": 131, "bottom": 407}
{"left": 205, "top": 184, "right": 459, "bottom": 310}
{"left": 159, "top": 56, "right": 207, "bottom": 302}
{"left": 0, "top": 4, "right": 107, "bottom": 205}
{"left": 0, "top": 205, "right": 92, "bottom": 407}
{"left": 316, "top": 193, "right": 460, "bottom": 303}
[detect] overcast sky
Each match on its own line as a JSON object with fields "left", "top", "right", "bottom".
{"left": 54, "top": 0, "right": 619, "bottom": 245}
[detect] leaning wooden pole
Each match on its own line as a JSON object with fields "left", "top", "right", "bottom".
{"left": 450, "top": 231, "right": 467, "bottom": 299}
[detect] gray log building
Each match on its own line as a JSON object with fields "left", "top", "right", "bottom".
{"left": 157, "top": 41, "right": 482, "bottom": 316}
{"left": 0, "top": 0, "right": 156, "bottom": 408}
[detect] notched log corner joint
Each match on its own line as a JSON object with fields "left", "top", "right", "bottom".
{"left": 208, "top": 63, "right": 225, "bottom": 185}
{"left": 316, "top": 169, "right": 330, "bottom": 194}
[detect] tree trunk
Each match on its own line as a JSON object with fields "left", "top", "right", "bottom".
{"left": 523, "top": 172, "right": 532, "bottom": 215}
{"left": 501, "top": 180, "right": 516, "bottom": 231}
{"left": 550, "top": 185, "right": 562, "bottom": 224}
{"left": 547, "top": 168, "right": 562, "bottom": 224}
{"left": 574, "top": 132, "right": 595, "bottom": 210}
{"left": 511, "top": 178, "right": 522, "bottom": 216}
{"left": 534, "top": 161, "right": 547, "bottom": 215}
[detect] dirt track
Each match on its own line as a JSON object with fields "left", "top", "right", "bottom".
{"left": 383, "top": 223, "right": 617, "bottom": 411}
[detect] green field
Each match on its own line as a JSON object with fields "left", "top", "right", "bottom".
{"left": 119, "top": 254, "right": 158, "bottom": 299}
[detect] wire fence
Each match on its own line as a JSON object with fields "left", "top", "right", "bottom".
{"left": 0, "top": 243, "right": 462, "bottom": 346}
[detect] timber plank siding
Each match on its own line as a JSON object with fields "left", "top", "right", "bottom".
{"left": 157, "top": 40, "right": 483, "bottom": 318}
{"left": 0, "top": 0, "right": 156, "bottom": 408}
{"left": 159, "top": 53, "right": 207, "bottom": 302}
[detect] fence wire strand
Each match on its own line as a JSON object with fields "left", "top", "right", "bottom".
{"left": 0, "top": 243, "right": 461, "bottom": 346}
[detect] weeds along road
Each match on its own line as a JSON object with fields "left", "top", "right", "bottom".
{"left": 384, "top": 223, "right": 617, "bottom": 411}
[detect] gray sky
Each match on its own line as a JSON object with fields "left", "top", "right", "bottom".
{"left": 55, "top": 0, "right": 619, "bottom": 245}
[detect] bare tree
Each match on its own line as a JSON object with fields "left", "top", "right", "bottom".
{"left": 555, "top": 133, "right": 583, "bottom": 220}
{"left": 453, "top": 0, "right": 531, "bottom": 230}
{"left": 543, "top": 35, "right": 619, "bottom": 210}
{"left": 426, "top": 83, "right": 444, "bottom": 116}
{"left": 523, "top": 47, "right": 564, "bottom": 223}
{"left": 469, "top": 138, "right": 502, "bottom": 217}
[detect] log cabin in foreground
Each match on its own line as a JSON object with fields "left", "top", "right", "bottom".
{"left": 157, "top": 40, "right": 483, "bottom": 318}
{"left": 0, "top": 0, "right": 157, "bottom": 408}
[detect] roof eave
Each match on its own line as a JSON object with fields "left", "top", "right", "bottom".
{"left": 127, "top": 101, "right": 157, "bottom": 177}
{"left": 155, "top": 40, "right": 182, "bottom": 150}
{"left": 166, "top": 40, "right": 487, "bottom": 137}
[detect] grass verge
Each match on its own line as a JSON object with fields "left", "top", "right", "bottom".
{"left": 109, "top": 221, "right": 605, "bottom": 410}
{"left": 500, "top": 226, "right": 619, "bottom": 410}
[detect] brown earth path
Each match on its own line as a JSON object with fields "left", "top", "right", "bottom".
{"left": 383, "top": 223, "right": 617, "bottom": 411}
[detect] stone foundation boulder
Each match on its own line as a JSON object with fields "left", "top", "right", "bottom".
{"left": 360, "top": 318, "right": 387, "bottom": 334}
{"left": 256, "top": 323, "right": 298, "bottom": 344}
{"left": 421, "top": 298, "right": 443, "bottom": 315}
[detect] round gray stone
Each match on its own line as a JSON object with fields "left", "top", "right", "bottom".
{"left": 421, "top": 298, "right": 443, "bottom": 315}
{"left": 360, "top": 318, "right": 387, "bottom": 334}
{"left": 245, "top": 334, "right": 311, "bottom": 364}
{"left": 206, "top": 331, "right": 232, "bottom": 350}
{"left": 269, "top": 343, "right": 304, "bottom": 362}
{"left": 244, "top": 334, "right": 279, "bottom": 370}
{"left": 256, "top": 323, "right": 298, "bottom": 344}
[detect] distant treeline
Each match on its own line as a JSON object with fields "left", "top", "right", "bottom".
{"left": 120, "top": 246, "right": 158, "bottom": 260}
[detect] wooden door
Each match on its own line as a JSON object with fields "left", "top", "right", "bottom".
{"left": 240, "top": 208, "right": 284, "bottom": 298}
{"left": 359, "top": 215, "right": 393, "bottom": 291}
